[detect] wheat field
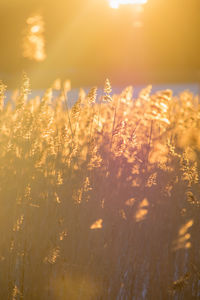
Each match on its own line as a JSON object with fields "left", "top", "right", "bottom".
{"left": 0, "top": 74, "right": 200, "bottom": 299}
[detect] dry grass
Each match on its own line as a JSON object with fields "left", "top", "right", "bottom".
{"left": 0, "top": 75, "right": 200, "bottom": 299}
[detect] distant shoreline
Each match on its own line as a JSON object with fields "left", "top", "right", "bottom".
{"left": 5, "top": 83, "right": 200, "bottom": 107}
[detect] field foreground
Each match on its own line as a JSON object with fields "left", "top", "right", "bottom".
{"left": 1, "top": 76, "right": 200, "bottom": 299}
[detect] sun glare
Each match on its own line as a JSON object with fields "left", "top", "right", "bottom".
{"left": 109, "top": 0, "right": 148, "bottom": 9}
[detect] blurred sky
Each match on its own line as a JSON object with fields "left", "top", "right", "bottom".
{"left": 0, "top": 0, "right": 200, "bottom": 88}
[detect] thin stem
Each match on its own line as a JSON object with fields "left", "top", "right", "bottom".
{"left": 97, "top": 96, "right": 102, "bottom": 133}
{"left": 89, "top": 105, "right": 95, "bottom": 143}
{"left": 110, "top": 98, "right": 119, "bottom": 151}
{"left": 63, "top": 89, "right": 74, "bottom": 142}
{"left": 146, "top": 120, "right": 153, "bottom": 168}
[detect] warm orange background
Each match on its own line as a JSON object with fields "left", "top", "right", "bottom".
{"left": 0, "top": 0, "right": 199, "bottom": 88}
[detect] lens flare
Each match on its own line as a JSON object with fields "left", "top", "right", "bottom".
{"left": 109, "top": 0, "right": 148, "bottom": 9}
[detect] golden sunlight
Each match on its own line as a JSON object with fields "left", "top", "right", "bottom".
{"left": 135, "top": 198, "right": 149, "bottom": 222}
{"left": 173, "top": 219, "right": 194, "bottom": 251}
{"left": 109, "top": 0, "right": 148, "bottom": 9}
{"left": 90, "top": 219, "right": 103, "bottom": 229}
{"left": 1, "top": 1, "right": 199, "bottom": 298}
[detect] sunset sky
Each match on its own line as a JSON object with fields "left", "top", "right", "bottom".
{"left": 0, "top": 0, "right": 199, "bottom": 88}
